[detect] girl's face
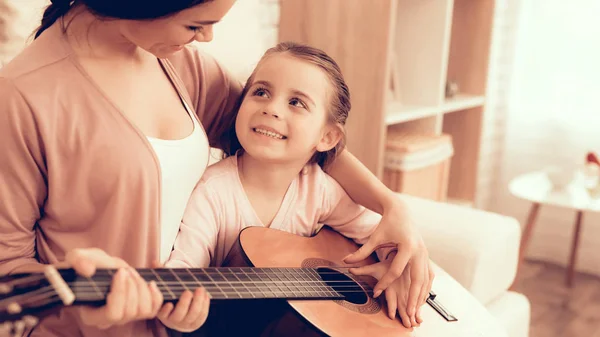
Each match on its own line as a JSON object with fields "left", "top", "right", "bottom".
{"left": 235, "top": 53, "right": 342, "bottom": 166}
{"left": 119, "top": 0, "right": 235, "bottom": 58}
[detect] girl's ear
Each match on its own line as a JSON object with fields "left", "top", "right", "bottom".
{"left": 316, "top": 123, "right": 343, "bottom": 152}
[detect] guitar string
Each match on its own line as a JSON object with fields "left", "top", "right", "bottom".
{"left": 0, "top": 285, "right": 53, "bottom": 308}
{"left": 1, "top": 269, "right": 380, "bottom": 309}
{"left": 1, "top": 278, "right": 374, "bottom": 303}
{"left": 1, "top": 280, "right": 374, "bottom": 307}
{"left": 1, "top": 286, "right": 376, "bottom": 313}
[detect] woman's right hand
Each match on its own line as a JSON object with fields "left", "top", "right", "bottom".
{"left": 64, "top": 248, "right": 164, "bottom": 329}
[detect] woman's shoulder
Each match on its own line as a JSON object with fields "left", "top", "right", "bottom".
{"left": 1, "top": 25, "right": 72, "bottom": 82}
{"left": 165, "top": 44, "right": 240, "bottom": 106}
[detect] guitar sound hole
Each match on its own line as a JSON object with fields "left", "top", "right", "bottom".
{"left": 316, "top": 267, "right": 367, "bottom": 305}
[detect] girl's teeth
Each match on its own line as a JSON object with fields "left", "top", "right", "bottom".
{"left": 255, "top": 128, "right": 284, "bottom": 139}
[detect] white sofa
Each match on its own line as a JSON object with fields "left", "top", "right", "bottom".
{"left": 399, "top": 194, "right": 531, "bottom": 337}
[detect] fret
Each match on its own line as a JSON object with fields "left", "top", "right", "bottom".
{"left": 86, "top": 276, "right": 103, "bottom": 299}
{"left": 72, "top": 269, "right": 111, "bottom": 301}
{"left": 313, "top": 269, "right": 337, "bottom": 297}
{"left": 269, "top": 268, "right": 291, "bottom": 297}
{"left": 242, "top": 268, "right": 267, "bottom": 298}
{"left": 157, "top": 269, "right": 183, "bottom": 298}
{"left": 281, "top": 269, "right": 300, "bottom": 298}
{"left": 300, "top": 268, "right": 321, "bottom": 297}
{"left": 216, "top": 269, "right": 241, "bottom": 299}
{"left": 183, "top": 269, "right": 203, "bottom": 288}
{"left": 203, "top": 269, "right": 227, "bottom": 299}
{"left": 170, "top": 269, "right": 190, "bottom": 294}
{"left": 261, "top": 269, "right": 284, "bottom": 297}
{"left": 184, "top": 269, "right": 222, "bottom": 299}
{"left": 230, "top": 268, "right": 256, "bottom": 298}
{"left": 319, "top": 270, "right": 339, "bottom": 298}
{"left": 301, "top": 269, "right": 320, "bottom": 297}
{"left": 279, "top": 268, "right": 296, "bottom": 295}
{"left": 152, "top": 269, "right": 176, "bottom": 300}
{"left": 253, "top": 269, "right": 276, "bottom": 298}
{"left": 290, "top": 269, "right": 309, "bottom": 297}
{"left": 307, "top": 269, "right": 328, "bottom": 297}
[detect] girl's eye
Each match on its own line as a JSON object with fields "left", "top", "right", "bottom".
{"left": 188, "top": 26, "right": 203, "bottom": 32}
{"left": 289, "top": 98, "right": 307, "bottom": 109}
{"left": 252, "top": 87, "right": 269, "bottom": 97}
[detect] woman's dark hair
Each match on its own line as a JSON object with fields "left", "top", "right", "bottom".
{"left": 221, "top": 41, "right": 351, "bottom": 169}
{"left": 34, "top": 0, "right": 213, "bottom": 39}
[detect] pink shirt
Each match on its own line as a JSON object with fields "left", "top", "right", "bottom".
{"left": 166, "top": 155, "right": 390, "bottom": 269}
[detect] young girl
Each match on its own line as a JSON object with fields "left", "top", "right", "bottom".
{"left": 165, "top": 42, "right": 430, "bottom": 334}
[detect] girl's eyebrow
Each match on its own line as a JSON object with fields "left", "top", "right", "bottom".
{"left": 290, "top": 89, "right": 315, "bottom": 107}
{"left": 252, "top": 80, "right": 316, "bottom": 107}
{"left": 253, "top": 80, "right": 272, "bottom": 88}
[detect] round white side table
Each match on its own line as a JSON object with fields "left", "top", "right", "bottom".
{"left": 509, "top": 171, "right": 600, "bottom": 287}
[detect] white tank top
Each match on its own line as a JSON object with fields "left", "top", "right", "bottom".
{"left": 147, "top": 100, "right": 209, "bottom": 263}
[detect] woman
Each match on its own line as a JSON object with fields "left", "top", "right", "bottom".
{"left": 0, "top": 0, "right": 432, "bottom": 336}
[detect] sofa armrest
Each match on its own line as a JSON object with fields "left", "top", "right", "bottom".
{"left": 397, "top": 194, "right": 521, "bottom": 305}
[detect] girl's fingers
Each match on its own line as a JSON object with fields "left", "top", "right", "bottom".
{"left": 183, "top": 288, "right": 208, "bottom": 326}
{"left": 157, "top": 302, "right": 175, "bottom": 321}
{"left": 168, "top": 290, "right": 194, "bottom": 323}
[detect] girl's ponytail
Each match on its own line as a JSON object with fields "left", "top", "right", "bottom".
{"left": 34, "top": 0, "right": 74, "bottom": 39}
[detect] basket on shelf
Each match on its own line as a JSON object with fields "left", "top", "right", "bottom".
{"left": 383, "top": 131, "right": 454, "bottom": 202}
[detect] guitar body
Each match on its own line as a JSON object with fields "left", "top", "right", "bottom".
{"left": 237, "top": 226, "right": 411, "bottom": 337}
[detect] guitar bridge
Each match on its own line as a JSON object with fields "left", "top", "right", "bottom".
{"left": 426, "top": 291, "right": 457, "bottom": 322}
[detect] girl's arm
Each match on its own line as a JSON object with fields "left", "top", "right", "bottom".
{"left": 325, "top": 149, "right": 433, "bottom": 321}
{"left": 325, "top": 149, "right": 396, "bottom": 214}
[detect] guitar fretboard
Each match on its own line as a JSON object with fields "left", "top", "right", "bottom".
{"left": 67, "top": 268, "right": 352, "bottom": 302}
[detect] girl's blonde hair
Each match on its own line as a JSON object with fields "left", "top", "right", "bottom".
{"left": 221, "top": 41, "right": 351, "bottom": 168}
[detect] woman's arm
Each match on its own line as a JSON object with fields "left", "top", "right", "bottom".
{"left": 325, "top": 149, "right": 433, "bottom": 324}
{"left": 0, "top": 78, "right": 47, "bottom": 275}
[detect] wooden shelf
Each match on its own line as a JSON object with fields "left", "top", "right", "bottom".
{"left": 386, "top": 102, "right": 438, "bottom": 125}
{"left": 386, "top": 94, "right": 485, "bottom": 125}
{"left": 442, "top": 94, "right": 485, "bottom": 114}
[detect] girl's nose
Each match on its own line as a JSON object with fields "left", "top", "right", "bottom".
{"left": 262, "top": 110, "right": 279, "bottom": 119}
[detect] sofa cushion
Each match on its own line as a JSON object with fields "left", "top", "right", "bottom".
{"left": 397, "top": 194, "right": 522, "bottom": 305}
{"left": 486, "top": 291, "right": 531, "bottom": 337}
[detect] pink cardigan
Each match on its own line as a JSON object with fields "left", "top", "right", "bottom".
{"left": 0, "top": 22, "right": 241, "bottom": 337}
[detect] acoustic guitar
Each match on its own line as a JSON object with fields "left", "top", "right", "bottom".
{"left": 0, "top": 226, "right": 456, "bottom": 336}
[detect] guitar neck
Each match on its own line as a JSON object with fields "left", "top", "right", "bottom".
{"left": 68, "top": 267, "right": 348, "bottom": 303}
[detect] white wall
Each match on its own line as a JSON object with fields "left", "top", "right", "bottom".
{"left": 194, "top": 0, "right": 279, "bottom": 83}
{"left": 475, "top": 0, "right": 521, "bottom": 211}
{"left": 491, "top": 0, "right": 600, "bottom": 276}
{"left": 0, "top": 0, "right": 48, "bottom": 64}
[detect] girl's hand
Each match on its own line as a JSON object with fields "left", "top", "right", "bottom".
{"left": 344, "top": 199, "right": 434, "bottom": 325}
{"left": 157, "top": 287, "right": 211, "bottom": 332}
{"left": 64, "top": 248, "right": 164, "bottom": 329}
{"left": 152, "top": 261, "right": 211, "bottom": 332}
